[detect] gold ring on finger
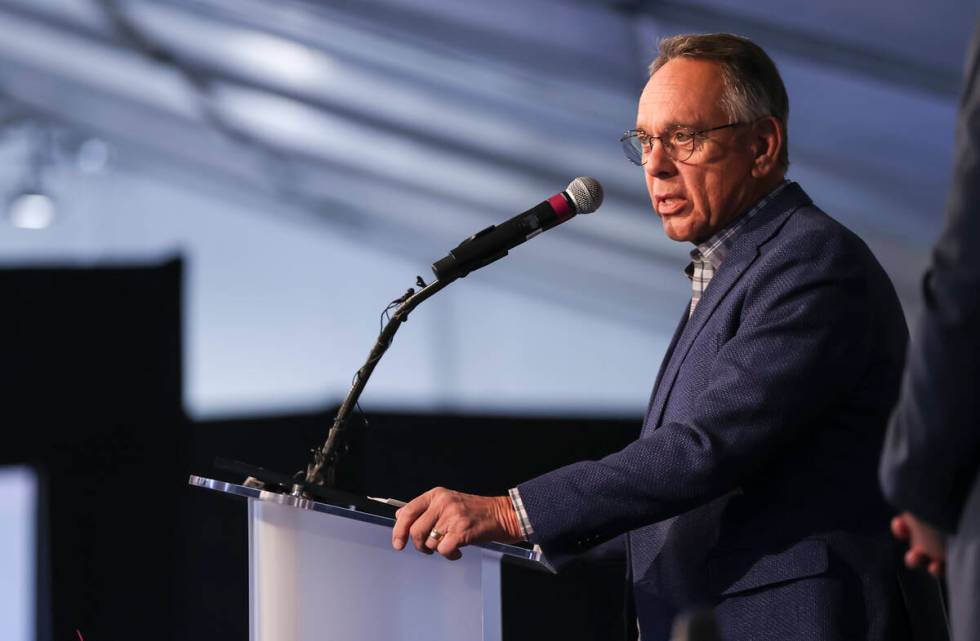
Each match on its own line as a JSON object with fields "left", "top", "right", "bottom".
{"left": 428, "top": 528, "right": 445, "bottom": 541}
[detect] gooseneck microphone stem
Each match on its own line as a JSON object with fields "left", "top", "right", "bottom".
{"left": 299, "top": 276, "right": 453, "bottom": 493}
{"left": 296, "top": 177, "right": 602, "bottom": 495}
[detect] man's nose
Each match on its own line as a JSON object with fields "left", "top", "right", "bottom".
{"left": 645, "top": 139, "right": 676, "bottom": 178}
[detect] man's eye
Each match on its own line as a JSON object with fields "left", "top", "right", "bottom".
{"left": 671, "top": 130, "right": 695, "bottom": 144}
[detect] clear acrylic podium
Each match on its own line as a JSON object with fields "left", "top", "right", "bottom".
{"left": 189, "top": 475, "right": 550, "bottom": 641}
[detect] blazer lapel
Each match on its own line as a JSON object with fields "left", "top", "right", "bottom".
{"left": 643, "top": 183, "right": 813, "bottom": 433}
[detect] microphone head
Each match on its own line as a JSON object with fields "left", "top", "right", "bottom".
{"left": 565, "top": 176, "right": 603, "bottom": 214}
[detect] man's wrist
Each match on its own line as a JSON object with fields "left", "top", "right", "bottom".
{"left": 489, "top": 495, "right": 521, "bottom": 542}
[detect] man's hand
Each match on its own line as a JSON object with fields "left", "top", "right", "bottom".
{"left": 391, "top": 487, "right": 523, "bottom": 560}
{"left": 891, "top": 511, "right": 946, "bottom": 576}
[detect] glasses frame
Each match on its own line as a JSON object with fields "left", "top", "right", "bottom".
{"left": 620, "top": 122, "right": 744, "bottom": 165}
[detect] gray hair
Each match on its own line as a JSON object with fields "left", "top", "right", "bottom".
{"left": 649, "top": 33, "right": 790, "bottom": 169}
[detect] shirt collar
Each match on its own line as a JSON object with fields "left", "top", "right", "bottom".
{"left": 689, "top": 180, "right": 791, "bottom": 269}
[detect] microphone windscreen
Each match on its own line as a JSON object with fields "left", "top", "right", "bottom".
{"left": 565, "top": 176, "right": 603, "bottom": 214}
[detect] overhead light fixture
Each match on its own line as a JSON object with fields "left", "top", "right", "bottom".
{"left": 7, "top": 191, "right": 56, "bottom": 230}
{"left": 5, "top": 124, "right": 59, "bottom": 230}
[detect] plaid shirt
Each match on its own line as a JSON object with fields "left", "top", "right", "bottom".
{"left": 686, "top": 181, "right": 790, "bottom": 317}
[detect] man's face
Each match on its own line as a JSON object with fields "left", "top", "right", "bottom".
{"left": 636, "top": 58, "right": 760, "bottom": 244}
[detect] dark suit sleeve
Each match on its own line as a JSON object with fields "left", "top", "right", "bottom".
{"left": 879, "top": 29, "right": 980, "bottom": 534}
{"left": 518, "top": 230, "right": 876, "bottom": 553}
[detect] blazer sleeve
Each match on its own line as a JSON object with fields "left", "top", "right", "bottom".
{"left": 518, "top": 228, "right": 880, "bottom": 553}
{"left": 879, "top": 29, "right": 980, "bottom": 533}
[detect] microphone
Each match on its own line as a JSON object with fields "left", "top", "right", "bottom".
{"left": 431, "top": 176, "right": 603, "bottom": 281}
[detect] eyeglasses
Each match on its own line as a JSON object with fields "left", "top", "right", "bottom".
{"left": 620, "top": 122, "right": 743, "bottom": 165}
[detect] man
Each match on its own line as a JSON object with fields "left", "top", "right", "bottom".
{"left": 880, "top": 21, "right": 980, "bottom": 641}
{"left": 393, "top": 34, "right": 925, "bottom": 640}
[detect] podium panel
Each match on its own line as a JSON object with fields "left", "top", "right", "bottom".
{"left": 250, "top": 497, "right": 500, "bottom": 641}
{"left": 190, "top": 476, "right": 546, "bottom": 641}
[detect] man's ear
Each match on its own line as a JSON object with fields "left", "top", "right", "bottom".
{"left": 750, "top": 116, "right": 783, "bottom": 178}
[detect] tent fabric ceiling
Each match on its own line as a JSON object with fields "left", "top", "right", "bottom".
{"left": 0, "top": 0, "right": 976, "bottom": 324}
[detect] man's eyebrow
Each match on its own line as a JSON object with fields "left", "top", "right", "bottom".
{"left": 633, "top": 122, "right": 699, "bottom": 134}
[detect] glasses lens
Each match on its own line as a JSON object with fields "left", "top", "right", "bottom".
{"left": 670, "top": 132, "right": 696, "bottom": 162}
{"left": 621, "top": 133, "right": 644, "bottom": 166}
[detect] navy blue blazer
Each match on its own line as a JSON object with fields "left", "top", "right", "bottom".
{"left": 518, "top": 183, "right": 917, "bottom": 641}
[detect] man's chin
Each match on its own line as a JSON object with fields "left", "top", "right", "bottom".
{"left": 662, "top": 218, "right": 698, "bottom": 243}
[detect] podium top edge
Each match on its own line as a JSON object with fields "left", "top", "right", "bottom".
{"left": 188, "top": 475, "right": 551, "bottom": 569}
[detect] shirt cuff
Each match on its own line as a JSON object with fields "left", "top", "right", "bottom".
{"left": 508, "top": 487, "right": 534, "bottom": 540}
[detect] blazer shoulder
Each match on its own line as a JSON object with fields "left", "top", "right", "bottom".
{"left": 774, "top": 202, "right": 859, "bottom": 245}
{"left": 744, "top": 200, "right": 903, "bottom": 328}
{"left": 739, "top": 183, "right": 867, "bottom": 264}
{"left": 761, "top": 202, "right": 879, "bottom": 269}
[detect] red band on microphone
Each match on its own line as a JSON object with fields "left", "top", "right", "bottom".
{"left": 548, "top": 193, "right": 573, "bottom": 221}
